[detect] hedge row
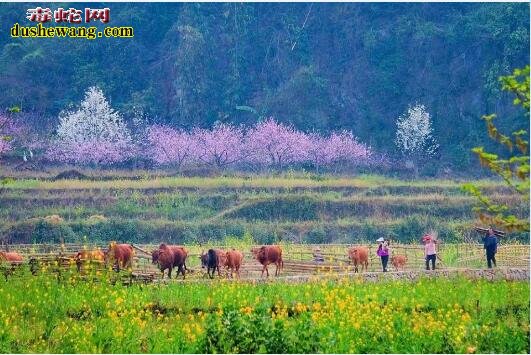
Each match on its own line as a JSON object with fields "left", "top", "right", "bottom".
{"left": 1, "top": 217, "right": 528, "bottom": 245}
{"left": 4, "top": 194, "right": 524, "bottom": 222}
{"left": 225, "top": 197, "right": 486, "bottom": 221}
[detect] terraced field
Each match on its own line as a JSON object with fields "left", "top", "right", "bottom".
{"left": 0, "top": 174, "right": 527, "bottom": 245}
{"left": 0, "top": 173, "right": 528, "bottom": 354}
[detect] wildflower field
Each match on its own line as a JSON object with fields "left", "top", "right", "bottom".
{"left": 0, "top": 271, "right": 528, "bottom": 354}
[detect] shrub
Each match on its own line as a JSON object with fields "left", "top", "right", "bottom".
{"left": 87, "top": 215, "right": 108, "bottom": 223}
{"left": 1, "top": 219, "right": 76, "bottom": 244}
{"left": 43, "top": 214, "right": 65, "bottom": 224}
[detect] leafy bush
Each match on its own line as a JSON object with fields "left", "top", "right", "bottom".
{"left": 1, "top": 219, "right": 76, "bottom": 244}
{"left": 3, "top": 215, "right": 527, "bottom": 245}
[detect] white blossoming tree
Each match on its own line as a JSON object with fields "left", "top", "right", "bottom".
{"left": 395, "top": 103, "right": 439, "bottom": 173}
{"left": 49, "top": 87, "right": 134, "bottom": 165}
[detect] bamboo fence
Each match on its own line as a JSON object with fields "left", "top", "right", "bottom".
{"left": 2, "top": 242, "right": 529, "bottom": 278}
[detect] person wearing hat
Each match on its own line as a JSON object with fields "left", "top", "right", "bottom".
{"left": 482, "top": 227, "right": 498, "bottom": 268}
{"left": 376, "top": 237, "right": 389, "bottom": 272}
{"left": 422, "top": 234, "right": 437, "bottom": 270}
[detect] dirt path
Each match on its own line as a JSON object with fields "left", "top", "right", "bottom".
{"left": 150, "top": 267, "right": 529, "bottom": 284}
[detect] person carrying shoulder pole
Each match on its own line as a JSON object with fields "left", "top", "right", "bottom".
{"left": 482, "top": 227, "right": 498, "bottom": 268}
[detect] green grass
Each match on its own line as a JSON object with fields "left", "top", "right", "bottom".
{"left": 0, "top": 174, "right": 527, "bottom": 245}
{"left": 0, "top": 272, "right": 528, "bottom": 353}
{"left": 0, "top": 174, "right": 511, "bottom": 191}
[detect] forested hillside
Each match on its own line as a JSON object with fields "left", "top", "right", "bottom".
{"left": 0, "top": 3, "right": 529, "bottom": 174}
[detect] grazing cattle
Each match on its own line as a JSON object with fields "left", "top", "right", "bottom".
{"left": 169, "top": 246, "right": 189, "bottom": 272}
{"left": 391, "top": 255, "right": 408, "bottom": 271}
{"left": 75, "top": 249, "right": 105, "bottom": 272}
{"left": 215, "top": 249, "right": 227, "bottom": 269}
{"left": 201, "top": 249, "right": 220, "bottom": 279}
{"left": 76, "top": 249, "right": 105, "bottom": 261}
{"left": 348, "top": 246, "right": 369, "bottom": 273}
{"left": 0, "top": 251, "right": 23, "bottom": 263}
{"left": 151, "top": 249, "right": 161, "bottom": 264}
{"left": 169, "top": 245, "right": 187, "bottom": 279}
{"left": 0, "top": 251, "right": 24, "bottom": 280}
{"left": 154, "top": 244, "right": 175, "bottom": 279}
{"left": 105, "top": 242, "right": 134, "bottom": 272}
{"left": 251, "top": 245, "right": 283, "bottom": 278}
{"left": 152, "top": 244, "right": 187, "bottom": 279}
{"left": 224, "top": 249, "right": 243, "bottom": 279}
{"left": 152, "top": 245, "right": 189, "bottom": 274}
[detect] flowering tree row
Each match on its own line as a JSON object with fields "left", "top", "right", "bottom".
{"left": 37, "top": 87, "right": 374, "bottom": 169}
{"left": 146, "top": 119, "right": 373, "bottom": 170}
{"left": 1, "top": 87, "right": 379, "bottom": 171}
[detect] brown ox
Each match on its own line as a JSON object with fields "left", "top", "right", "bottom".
{"left": 0, "top": 251, "right": 23, "bottom": 263}
{"left": 172, "top": 245, "right": 189, "bottom": 272}
{"left": 251, "top": 245, "right": 283, "bottom": 278}
{"left": 391, "top": 255, "right": 408, "bottom": 271}
{"left": 105, "top": 242, "right": 134, "bottom": 272}
{"left": 224, "top": 249, "right": 243, "bottom": 279}
{"left": 153, "top": 244, "right": 187, "bottom": 279}
{"left": 75, "top": 249, "right": 105, "bottom": 272}
{"left": 153, "top": 245, "right": 189, "bottom": 272}
{"left": 348, "top": 246, "right": 369, "bottom": 273}
{"left": 0, "top": 251, "right": 24, "bottom": 280}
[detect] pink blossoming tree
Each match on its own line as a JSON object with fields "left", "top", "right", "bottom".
{"left": 193, "top": 122, "right": 245, "bottom": 168}
{"left": 0, "top": 114, "right": 15, "bottom": 157}
{"left": 245, "top": 118, "right": 309, "bottom": 169}
{"left": 306, "top": 130, "right": 372, "bottom": 172}
{"left": 0, "top": 113, "right": 28, "bottom": 161}
{"left": 146, "top": 125, "right": 195, "bottom": 168}
{"left": 144, "top": 118, "right": 375, "bottom": 172}
{"left": 327, "top": 130, "right": 372, "bottom": 165}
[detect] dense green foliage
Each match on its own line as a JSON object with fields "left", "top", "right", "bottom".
{"left": 464, "top": 66, "right": 529, "bottom": 231}
{"left": 0, "top": 3, "right": 529, "bottom": 173}
{"left": 0, "top": 273, "right": 528, "bottom": 353}
{"left": 0, "top": 175, "right": 527, "bottom": 244}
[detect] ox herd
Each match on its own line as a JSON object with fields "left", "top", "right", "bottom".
{"left": 0, "top": 243, "right": 284, "bottom": 280}
{"left": 73, "top": 242, "right": 134, "bottom": 272}
{"left": 154, "top": 244, "right": 281, "bottom": 279}
{"left": 200, "top": 249, "right": 243, "bottom": 279}
{"left": 104, "top": 243, "right": 285, "bottom": 280}
{"left": 1, "top": 244, "right": 409, "bottom": 280}
{"left": 0, "top": 243, "right": 134, "bottom": 274}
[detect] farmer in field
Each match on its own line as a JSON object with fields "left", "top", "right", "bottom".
{"left": 422, "top": 234, "right": 437, "bottom": 270}
{"left": 482, "top": 228, "right": 498, "bottom": 268}
{"left": 376, "top": 237, "right": 389, "bottom": 272}
{"left": 312, "top": 247, "right": 324, "bottom": 263}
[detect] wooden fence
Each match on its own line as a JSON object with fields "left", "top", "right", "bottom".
{"left": 2, "top": 242, "right": 529, "bottom": 273}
